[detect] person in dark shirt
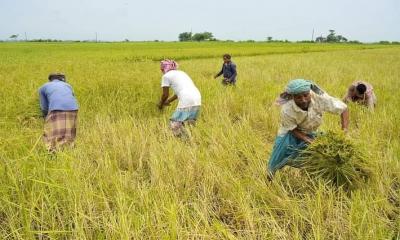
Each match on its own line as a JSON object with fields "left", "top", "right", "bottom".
{"left": 214, "top": 54, "right": 237, "bottom": 85}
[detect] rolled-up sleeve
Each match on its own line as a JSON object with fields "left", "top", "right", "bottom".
{"left": 320, "top": 93, "right": 347, "bottom": 114}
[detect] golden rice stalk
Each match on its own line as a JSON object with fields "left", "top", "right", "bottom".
{"left": 297, "top": 131, "right": 371, "bottom": 190}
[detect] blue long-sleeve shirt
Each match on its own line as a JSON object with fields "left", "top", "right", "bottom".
{"left": 39, "top": 80, "right": 79, "bottom": 116}
{"left": 216, "top": 61, "right": 237, "bottom": 83}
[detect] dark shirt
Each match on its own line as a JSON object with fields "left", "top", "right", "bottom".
{"left": 216, "top": 61, "right": 237, "bottom": 83}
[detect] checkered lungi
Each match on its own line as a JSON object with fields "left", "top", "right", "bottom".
{"left": 43, "top": 110, "right": 78, "bottom": 150}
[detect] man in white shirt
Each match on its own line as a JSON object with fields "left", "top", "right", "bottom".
{"left": 158, "top": 59, "right": 201, "bottom": 137}
{"left": 268, "top": 79, "right": 349, "bottom": 177}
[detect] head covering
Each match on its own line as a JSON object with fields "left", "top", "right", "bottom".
{"left": 286, "top": 79, "right": 312, "bottom": 94}
{"left": 48, "top": 72, "right": 66, "bottom": 81}
{"left": 160, "top": 59, "right": 178, "bottom": 73}
{"left": 275, "top": 79, "right": 324, "bottom": 105}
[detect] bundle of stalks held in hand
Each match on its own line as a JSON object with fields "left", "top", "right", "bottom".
{"left": 297, "top": 131, "right": 372, "bottom": 190}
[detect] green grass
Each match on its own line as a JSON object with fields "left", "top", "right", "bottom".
{"left": 0, "top": 42, "right": 399, "bottom": 239}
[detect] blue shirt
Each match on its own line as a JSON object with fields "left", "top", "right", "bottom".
{"left": 39, "top": 80, "right": 79, "bottom": 114}
{"left": 216, "top": 61, "right": 237, "bottom": 83}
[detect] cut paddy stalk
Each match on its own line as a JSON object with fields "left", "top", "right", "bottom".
{"left": 297, "top": 131, "right": 372, "bottom": 190}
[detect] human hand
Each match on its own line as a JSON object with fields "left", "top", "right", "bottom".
{"left": 305, "top": 137, "right": 314, "bottom": 144}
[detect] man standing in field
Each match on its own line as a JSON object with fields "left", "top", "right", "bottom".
{"left": 158, "top": 59, "right": 202, "bottom": 137}
{"left": 268, "top": 79, "right": 349, "bottom": 177}
{"left": 214, "top": 54, "right": 237, "bottom": 85}
{"left": 343, "top": 81, "right": 376, "bottom": 110}
{"left": 39, "top": 73, "right": 79, "bottom": 152}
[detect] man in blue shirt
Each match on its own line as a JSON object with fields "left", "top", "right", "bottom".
{"left": 39, "top": 73, "right": 79, "bottom": 151}
{"left": 214, "top": 54, "right": 237, "bottom": 85}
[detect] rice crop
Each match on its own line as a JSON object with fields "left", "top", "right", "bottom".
{"left": 0, "top": 42, "right": 399, "bottom": 239}
{"left": 298, "top": 131, "right": 372, "bottom": 190}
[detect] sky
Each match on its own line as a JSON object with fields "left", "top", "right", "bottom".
{"left": 0, "top": 0, "right": 399, "bottom": 42}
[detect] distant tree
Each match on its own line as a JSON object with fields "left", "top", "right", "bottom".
{"left": 197, "top": 32, "right": 214, "bottom": 41}
{"left": 315, "top": 36, "right": 326, "bottom": 43}
{"left": 326, "top": 30, "right": 337, "bottom": 42}
{"left": 178, "top": 32, "right": 192, "bottom": 41}
{"left": 203, "top": 32, "right": 214, "bottom": 40}
{"left": 28, "top": 39, "right": 63, "bottom": 42}
{"left": 179, "top": 31, "right": 215, "bottom": 42}
{"left": 348, "top": 40, "right": 362, "bottom": 44}
{"left": 267, "top": 36, "right": 273, "bottom": 41}
{"left": 316, "top": 30, "right": 349, "bottom": 43}
{"left": 297, "top": 40, "right": 315, "bottom": 43}
{"left": 192, "top": 33, "right": 203, "bottom": 41}
{"left": 337, "top": 35, "right": 348, "bottom": 42}
{"left": 192, "top": 32, "right": 214, "bottom": 41}
{"left": 9, "top": 34, "right": 19, "bottom": 41}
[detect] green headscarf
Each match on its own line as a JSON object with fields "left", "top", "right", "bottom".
{"left": 286, "top": 79, "right": 312, "bottom": 94}
{"left": 275, "top": 79, "right": 324, "bottom": 105}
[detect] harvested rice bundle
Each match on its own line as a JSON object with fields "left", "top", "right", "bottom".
{"left": 298, "top": 131, "right": 371, "bottom": 189}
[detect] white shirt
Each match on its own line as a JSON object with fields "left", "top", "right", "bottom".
{"left": 278, "top": 92, "right": 347, "bottom": 135}
{"left": 161, "top": 70, "right": 201, "bottom": 108}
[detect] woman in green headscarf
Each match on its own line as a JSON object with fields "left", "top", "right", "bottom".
{"left": 267, "top": 79, "right": 349, "bottom": 177}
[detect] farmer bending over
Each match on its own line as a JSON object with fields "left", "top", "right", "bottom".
{"left": 158, "top": 60, "right": 201, "bottom": 137}
{"left": 267, "top": 79, "right": 349, "bottom": 177}
{"left": 39, "top": 73, "right": 79, "bottom": 152}
{"left": 343, "top": 81, "right": 376, "bottom": 111}
{"left": 214, "top": 54, "right": 237, "bottom": 85}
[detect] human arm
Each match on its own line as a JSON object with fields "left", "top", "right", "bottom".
{"left": 342, "top": 94, "right": 350, "bottom": 103}
{"left": 291, "top": 128, "right": 314, "bottom": 144}
{"left": 341, "top": 108, "right": 349, "bottom": 132}
{"left": 158, "top": 87, "right": 169, "bottom": 110}
{"left": 165, "top": 94, "right": 178, "bottom": 105}
{"left": 342, "top": 86, "right": 355, "bottom": 103}
{"left": 366, "top": 95, "right": 375, "bottom": 111}
{"left": 39, "top": 87, "right": 49, "bottom": 117}
{"left": 319, "top": 93, "right": 349, "bottom": 132}
{"left": 214, "top": 65, "right": 223, "bottom": 79}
